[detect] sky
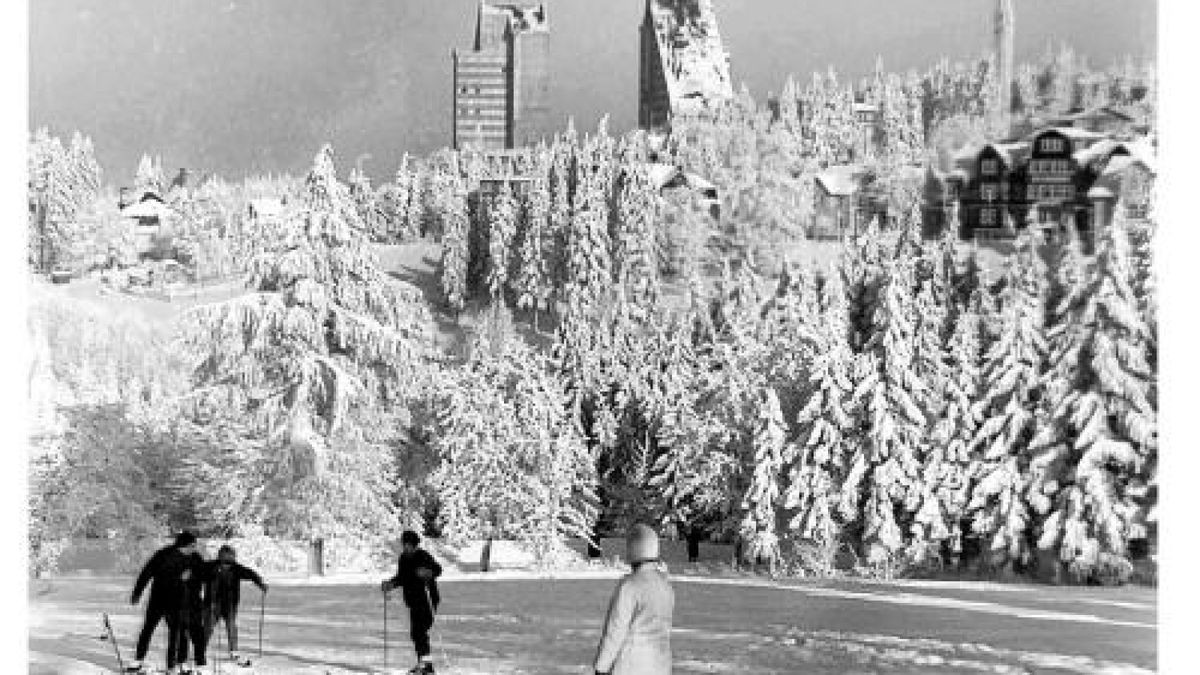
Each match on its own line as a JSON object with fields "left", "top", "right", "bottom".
{"left": 29, "top": 0, "right": 1157, "bottom": 183}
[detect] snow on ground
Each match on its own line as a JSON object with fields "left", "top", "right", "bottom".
{"left": 29, "top": 574, "right": 1154, "bottom": 674}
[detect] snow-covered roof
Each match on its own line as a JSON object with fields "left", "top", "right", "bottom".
{"left": 645, "top": 162, "right": 718, "bottom": 195}
{"left": 815, "top": 165, "right": 863, "bottom": 197}
{"left": 248, "top": 197, "right": 284, "bottom": 218}
{"left": 1073, "top": 138, "right": 1124, "bottom": 170}
{"left": 852, "top": 102, "right": 879, "bottom": 114}
{"left": 982, "top": 142, "right": 1030, "bottom": 168}
{"left": 120, "top": 199, "right": 173, "bottom": 219}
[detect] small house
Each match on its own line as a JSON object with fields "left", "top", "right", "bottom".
{"left": 646, "top": 163, "right": 720, "bottom": 219}
{"left": 810, "top": 164, "right": 866, "bottom": 238}
{"left": 119, "top": 193, "right": 173, "bottom": 257}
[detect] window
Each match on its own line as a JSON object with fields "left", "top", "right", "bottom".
{"left": 1040, "top": 137, "right": 1065, "bottom": 153}
{"left": 980, "top": 208, "right": 997, "bottom": 226}
{"left": 981, "top": 159, "right": 998, "bottom": 176}
{"left": 981, "top": 184, "right": 999, "bottom": 202}
{"left": 1027, "top": 185, "right": 1038, "bottom": 200}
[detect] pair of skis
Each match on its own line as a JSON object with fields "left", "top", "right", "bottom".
{"left": 103, "top": 595, "right": 264, "bottom": 673}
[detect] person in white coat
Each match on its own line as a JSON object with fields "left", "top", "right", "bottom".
{"left": 593, "top": 524, "right": 675, "bottom": 675}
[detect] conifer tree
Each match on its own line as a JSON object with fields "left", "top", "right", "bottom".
{"left": 439, "top": 167, "right": 470, "bottom": 312}
{"left": 844, "top": 258, "right": 927, "bottom": 561}
{"left": 614, "top": 164, "right": 662, "bottom": 310}
{"left": 966, "top": 231, "right": 1047, "bottom": 571}
{"left": 135, "top": 153, "right": 165, "bottom": 195}
{"left": 405, "top": 163, "right": 428, "bottom": 238}
{"left": 516, "top": 172, "right": 552, "bottom": 318}
{"left": 784, "top": 273, "right": 854, "bottom": 548}
{"left": 740, "top": 387, "right": 787, "bottom": 567}
{"left": 487, "top": 181, "right": 519, "bottom": 301}
{"left": 1028, "top": 218, "right": 1156, "bottom": 580}
{"left": 431, "top": 337, "right": 597, "bottom": 558}
{"left": 179, "top": 145, "right": 434, "bottom": 539}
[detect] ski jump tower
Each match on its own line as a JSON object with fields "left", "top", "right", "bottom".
{"left": 639, "top": 0, "right": 734, "bottom": 131}
{"left": 994, "top": 0, "right": 1015, "bottom": 131}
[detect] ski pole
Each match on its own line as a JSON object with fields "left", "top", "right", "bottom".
{"left": 102, "top": 613, "right": 125, "bottom": 672}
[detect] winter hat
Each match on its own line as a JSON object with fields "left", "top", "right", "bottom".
{"left": 218, "top": 544, "right": 236, "bottom": 560}
{"left": 626, "top": 524, "right": 660, "bottom": 563}
{"left": 174, "top": 531, "right": 197, "bottom": 548}
{"left": 401, "top": 530, "right": 421, "bottom": 547}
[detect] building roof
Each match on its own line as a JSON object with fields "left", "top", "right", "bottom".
{"left": 1073, "top": 138, "right": 1125, "bottom": 170}
{"left": 982, "top": 142, "right": 1031, "bottom": 168}
{"left": 248, "top": 197, "right": 284, "bottom": 218}
{"left": 645, "top": 162, "right": 718, "bottom": 194}
{"left": 815, "top": 164, "right": 864, "bottom": 197}
{"left": 852, "top": 102, "right": 879, "bottom": 114}
{"left": 1025, "top": 126, "right": 1107, "bottom": 144}
{"left": 120, "top": 199, "right": 173, "bottom": 220}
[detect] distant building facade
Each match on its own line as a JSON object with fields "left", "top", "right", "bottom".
{"left": 453, "top": 1, "right": 550, "bottom": 150}
{"left": 639, "top": 0, "right": 733, "bottom": 131}
{"left": 938, "top": 124, "right": 1155, "bottom": 246}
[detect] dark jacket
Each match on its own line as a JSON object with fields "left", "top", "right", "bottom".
{"left": 180, "top": 552, "right": 209, "bottom": 622}
{"left": 386, "top": 548, "right": 442, "bottom": 610}
{"left": 132, "top": 546, "right": 193, "bottom": 610}
{"left": 203, "top": 560, "right": 265, "bottom": 615}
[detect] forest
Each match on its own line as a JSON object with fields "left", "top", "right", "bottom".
{"left": 27, "top": 46, "right": 1157, "bottom": 585}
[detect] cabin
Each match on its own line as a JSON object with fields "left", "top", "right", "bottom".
{"left": 119, "top": 192, "right": 173, "bottom": 257}
{"left": 810, "top": 164, "right": 866, "bottom": 239}
{"left": 646, "top": 163, "right": 720, "bottom": 219}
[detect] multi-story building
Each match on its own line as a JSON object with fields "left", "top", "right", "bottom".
{"left": 639, "top": 0, "right": 734, "bottom": 131}
{"left": 941, "top": 125, "right": 1155, "bottom": 247}
{"left": 452, "top": 1, "right": 550, "bottom": 150}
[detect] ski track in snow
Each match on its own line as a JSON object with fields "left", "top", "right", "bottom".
{"left": 671, "top": 576, "right": 1157, "bottom": 630}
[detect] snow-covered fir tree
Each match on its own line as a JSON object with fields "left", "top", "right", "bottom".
{"left": 439, "top": 167, "right": 470, "bottom": 311}
{"left": 783, "top": 272, "right": 854, "bottom": 549}
{"left": 844, "top": 257, "right": 927, "bottom": 562}
{"left": 516, "top": 170, "right": 552, "bottom": 318}
{"left": 966, "top": 230, "right": 1047, "bottom": 572}
{"left": 431, "top": 336, "right": 597, "bottom": 560}
{"left": 1028, "top": 218, "right": 1156, "bottom": 581}
{"left": 740, "top": 387, "right": 787, "bottom": 566}
{"left": 486, "top": 181, "right": 519, "bottom": 301}
{"left": 179, "top": 145, "right": 433, "bottom": 539}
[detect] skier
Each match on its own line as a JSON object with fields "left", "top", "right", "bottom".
{"left": 176, "top": 547, "right": 211, "bottom": 674}
{"left": 203, "top": 544, "right": 269, "bottom": 668}
{"left": 593, "top": 524, "right": 675, "bottom": 675}
{"left": 126, "top": 531, "right": 199, "bottom": 674}
{"left": 380, "top": 530, "right": 442, "bottom": 674}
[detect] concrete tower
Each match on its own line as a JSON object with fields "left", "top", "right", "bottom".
{"left": 452, "top": 1, "right": 550, "bottom": 150}
{"left": 994, "top": 0, "right": 1015, "bottom": 127}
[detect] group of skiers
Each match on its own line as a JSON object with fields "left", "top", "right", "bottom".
{"left": 126, "top": 532, "right": 267, "bottom": 674}
{"left": 127, "top": 525, "right": 674, "bottom": 675}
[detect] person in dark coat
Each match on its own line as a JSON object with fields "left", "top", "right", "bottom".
{"left": 593, "top": 524, "right": 675, "bottom": 675}
{"left": 176, "top": 548, "right": 211, "bottom": 673}
{"left": 127, "top": 531, "right": 199, "bottom": 674}
{"left": 381, "top": 530, "right": 442, "bottom": 674}
{"left": 203, "top": 544, "right": 268, "bottom": 667}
